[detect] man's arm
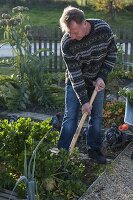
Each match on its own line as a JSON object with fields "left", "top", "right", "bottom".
{"left": 61, "top": 37, "right": 88, "bottom": 105}
{"left": 96, "top": 33, "right": 117, "bottom": 83}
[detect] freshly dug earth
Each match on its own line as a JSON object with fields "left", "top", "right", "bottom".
{"left": 76, "top": 129, "right": 132, "bottom": 188}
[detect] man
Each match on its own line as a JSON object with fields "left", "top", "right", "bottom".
{"left": 58, "top": 6, "right": 117, "bottom": 164}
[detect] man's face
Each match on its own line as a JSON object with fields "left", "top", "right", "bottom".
{"left": 67, "top": 20, "right": 87, "bottom": 41}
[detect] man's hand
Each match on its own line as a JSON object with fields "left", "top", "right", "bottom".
{"left": 82, "top": 102, "right": 92, "bottom": 115}
{"left": 93, "top": 78, "right": 105, "bottom": 91}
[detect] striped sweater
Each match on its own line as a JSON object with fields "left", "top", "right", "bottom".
{"left": 61, "top": 19, "right": 117, "bottom": 105}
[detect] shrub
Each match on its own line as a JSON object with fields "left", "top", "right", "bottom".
{"left": 0, "top": 117, "right": 87, "bottom": 199}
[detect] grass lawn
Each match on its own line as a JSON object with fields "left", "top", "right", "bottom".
{"left": 27, "top": 5, "right": 133, "bottom": 29}
{"left": 0, "top": 3, "right": 133, "bottom": 28}
{"left": 28, "top": 6, "right": 62, "bottom": 26}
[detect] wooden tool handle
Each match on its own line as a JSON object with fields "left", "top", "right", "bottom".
{"left": 69, "top": 89, "right": 98, "bottom": 155}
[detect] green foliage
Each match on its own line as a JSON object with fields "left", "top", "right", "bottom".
{"left": 111, "top": 70, "right": 133, "bottom": 80}
{"left": 0, "top": 57, "right": 15, "bottom": 66}
{"left": 107, "top": 68, "right": 133, "bottom": 96}
{"left": 0, "top": 117, "right": 87, "bottom": 199}
{"left": 88, "top": 0, "right": 133, "bottom": 12}
{"left": 36, "top": 147, "right": 86, "bottom": 200}
{"left": 0, "top": 71, "right": 65, "bottom": 111}
{"left": 0, "top": 6, "right": 32, "bottom": 110}
{"left": 106, "top": 43, "right": 133, "bottom": 98}
{"left": 118, "top": 72, "right": 133, "bottom": 103}
{"left": 0, "top": 6, "right": 65, "bottom": 111}
{"left": 119, "top": 88, "right": 133, "bottom": 104}
{"left": 0, "top": 75, "right": 30, "bottom": 110}
{"left": 24, "top": 54, "right": 65, "bottom": 109}
{"left": 10, "top": 130, "right": 53, "bottom": 200}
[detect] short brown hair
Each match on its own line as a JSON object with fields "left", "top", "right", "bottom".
{"left": 60, "top": 6, "right": 85, "bottom": 32}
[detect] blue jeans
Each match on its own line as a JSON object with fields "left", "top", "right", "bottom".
{"left": 124, "top": 97, "right": 133, "bottom": 125}
{"left": 58, "top": 83, "right": 105, "bottom": 150}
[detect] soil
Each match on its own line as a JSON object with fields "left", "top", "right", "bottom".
{"left": 79, "top": 142, "right": 133, "bottom": 200}
{"left": 76, "top": 129, "right": 131, "bottom": 188}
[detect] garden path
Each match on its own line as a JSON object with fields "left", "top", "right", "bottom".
{"left": 79, "top": 141, "right": 133, "bottom": 200}
{"left": 0, "top": 111, "right": 52, "bottom": 121}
